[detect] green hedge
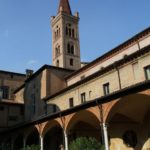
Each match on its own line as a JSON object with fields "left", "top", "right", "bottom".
{"left": 69, "top": 137, "right": 104, "bottom": 150}
{"left": 21, "top": 145, "right": 40, "bottom": 150}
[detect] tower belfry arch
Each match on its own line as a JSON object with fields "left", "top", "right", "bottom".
{"left": 51, "top": 0, "right": 81, "bottom": 70}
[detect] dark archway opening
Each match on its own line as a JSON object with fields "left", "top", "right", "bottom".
{"left": 26, "top": 129, "right": 39, "bottom": 146}
{"left": 44, "top": 126, "right": 63, "bottom": 150}
{"left": 13, "top": 134, "right": 24, "bottom": 150}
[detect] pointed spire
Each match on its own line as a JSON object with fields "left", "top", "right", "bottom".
{"left": 58, "top": 0, "right": 72, "bottom": 15}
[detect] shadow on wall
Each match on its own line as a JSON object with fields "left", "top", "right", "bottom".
{"left": 106, "top": 93, "right": 150, "bottom": 150}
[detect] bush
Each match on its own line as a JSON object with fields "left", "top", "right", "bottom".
{"left": 21, "top": 145, "right": 40, "bottom": 150}
{"left": 69, "top": 137, "right": 104, "bottom": 150}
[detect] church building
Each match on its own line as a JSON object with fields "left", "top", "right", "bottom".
{"left": 0, "top": 0, "right": 150, "bottom": 150}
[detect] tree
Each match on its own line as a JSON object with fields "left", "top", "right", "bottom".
{"left": 69, "top": 137, "right": 104, "bottom": 150}
{"left": 21, "top": 145, "right": 40, "bottom": 150}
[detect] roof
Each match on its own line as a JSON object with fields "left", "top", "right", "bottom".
{"left": 14, "top": 64, "right": 74, "bottom": 93}
{"left": 44, "top": 44, "right": 150, "bottom": 101}
{"left": 66, "top": 27, "right": 150, "bottom": 80}
{"left": 0, "top": 99, "right": 23, "bottom": 106}
{"left": 58, "top": 0, "right": 72, "bottom": 15}
{"left": 0, "top": 70, "right": 26, "bottom": 77}
{"left": 2, "top": 80, "right": 150, "bottom": 134}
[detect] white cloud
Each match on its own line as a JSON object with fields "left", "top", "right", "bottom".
{"left": 27, "top": 59, "right": 38, "bottom": 65}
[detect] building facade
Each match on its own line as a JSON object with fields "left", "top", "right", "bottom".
{"left": 0, "top": 0, "right": 150, "bottom": 150}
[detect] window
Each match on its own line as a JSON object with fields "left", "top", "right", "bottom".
{"left": 103, "top": 83, "right": 110, "bottom": 96}
{"left": 144, "top": 65, "right": 150, "bottom": 80}
{"left": 66, "top": 27, "right": 68, "bottom": 35}
{"left": 72, "top": 29, "right": 75, "bottom": 38}
{"left": 55, "top": 45, "right": 60, "bottom": 57}
{"left": 67, "top": 43, "right": 71, "bottom": 53}
{"left": 70, "top": 59, "right": 74, "bottom": 66}
{"left": 56, "top": 60, "right": 59, "bottom": 67}
{"left": 69, "top": 98, "right": 74, "bottom": 108}
{"left": 81, "top": 93, "right": 86, "bottom": 103}
{"left": 71, "top": 45, "right": 74, "bottom": 54}
{"left": 0, "top": 86, "right": 9, "bottom": 99}
{"left": 67, "top": 43, "right": 74, "bottom": 55}
{"left": 66, "top": 24, "right": 75, "bottom": 38}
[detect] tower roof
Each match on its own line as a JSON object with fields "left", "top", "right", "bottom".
{"left": 58, "top": 0, "right": 72, "bottom": 15}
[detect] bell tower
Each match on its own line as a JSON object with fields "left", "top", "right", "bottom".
{"left": 51, "top": 0, "right": 81, "bottom": 70}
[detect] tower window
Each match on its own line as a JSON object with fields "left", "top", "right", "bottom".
{"left": 72, "top": 29, "right": 75, "bottom": 38}
{"left": 56, "top": 60, "right": 59, "bottom": 67}
{"left": 71, "top": 45, "right": 74, "bottom": 54}
{"left": 70, "top": 59, "right": 74, "bottom": 66}
{"left": 67, "top": 43, "right": 71, "bottom": 53}
{"left": 67, "top": 43, "right": 74, "bottom": 55}
{"left": 66, "top": 27, "right": 68, "bottom": 35}
{"left": 69, "top": 28, "right": 71, "bottom": 37}
{"left": 55, "top": 45, "right": 60, "bottom": 57}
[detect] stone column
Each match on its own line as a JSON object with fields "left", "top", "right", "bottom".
{"left": 103, "top": 123, "right": 109, "bottom": 150}
{"left": 40, "top": 135, "right": 44, "bottom": 150}
{"left": 64, "top": 130, "right": 68, "bottom": 150}
{"left": 23, "top": 137, "right": 26, "bottom": 149}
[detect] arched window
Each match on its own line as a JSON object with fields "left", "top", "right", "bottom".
{"left": 71, "top": 45, "right": 74, "bottom": 54}
{"left": 67, "top": 43, "right": 71, "bottom": 53}
{"left": 55, "top": 45, "right": 60, "bottom": 57}
{"left": 70, "top": 58, "right": 74, "bottom": 66}
{"left": 66, "top": 27, "right": 68, "bottom": 35}
{"left": 69, "top": 28, "right": 71, "bottom": 37}
{"left": 56, "top": 60, "right": 59, "bottom": 67}
{"left": 72, "top": 29, "right": 75, "bottom": 38}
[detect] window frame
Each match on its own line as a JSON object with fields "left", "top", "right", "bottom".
{"left": 81, "top": 92, "right": 86, "bottom": 103}
{"left": 103, "top": 83, "right": 110, "bottom": 96}
{"left": 69, "top": 97, "right": 74, "bottom": 108}
{"left": 144, "top": 65, "right": 150, "bottom": 80}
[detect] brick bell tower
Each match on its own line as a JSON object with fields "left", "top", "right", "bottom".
{"left": 51, "top": 0, "right": 81, "bottom": 70}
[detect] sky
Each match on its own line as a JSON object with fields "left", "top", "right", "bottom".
{"left": 0, "top": 0, "right": 150, "bottom": 74}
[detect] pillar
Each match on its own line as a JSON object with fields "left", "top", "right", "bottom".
{"left": 23, "top": 137, "right": 26, "bottom": 149}
{"left": 103, "top": 123, "right": 109, "bottom": 150}
{"left": 40, "top": 135, "right": 43, "bottom": 150}
{"left": 64, "top": 130, "right": 68, "bottom": 150}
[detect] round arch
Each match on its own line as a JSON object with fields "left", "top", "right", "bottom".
{"left": 13, "top": 133, "right": 24, "bottom": 150}
{"left": 66, "top": 110, "right": 101, "bottom": 142}
{"left": 26, "top": 127, "right": 39, "bottom": 146}
{"left": 43, "top": 120, "right": 63, "bottom": 150}
{"left": 105, "top": 93, "right": 150, "bottom": 150}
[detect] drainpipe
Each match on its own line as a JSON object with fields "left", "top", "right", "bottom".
{"left": 114, "top": 62, "right": 121, "bottom": 90}
{"left": 116, "top": 67, "right": 121, "bottom": 90}
{"left": 137, "top": 40, "right": 140, "bottom": 50}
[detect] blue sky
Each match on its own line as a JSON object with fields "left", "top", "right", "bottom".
{"left": 0, "top": 0, "right": 150, "bottom": 74}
